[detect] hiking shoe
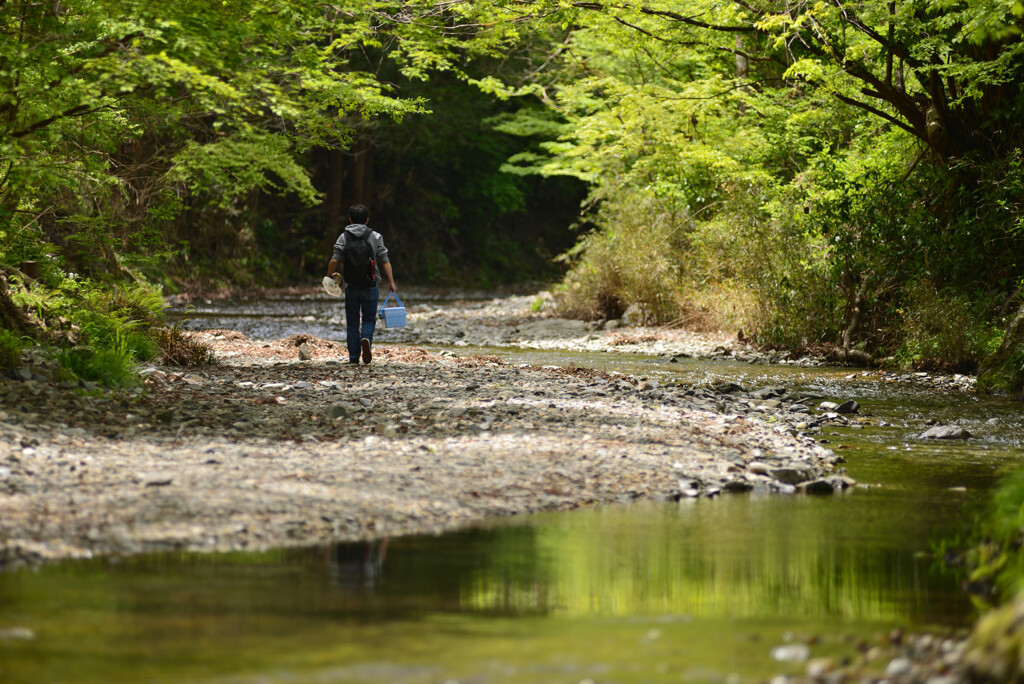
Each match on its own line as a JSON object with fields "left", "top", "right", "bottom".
{"left": 348, "top": 358, "right": 360, "bottom": 364}
{"left": 361, "top": 338, "right": 372, "bottom": 364}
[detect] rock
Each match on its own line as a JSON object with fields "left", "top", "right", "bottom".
{"left": 885, "top": 657, "right": 914, "bottom": 677}
{"left": 298, "top": 343, "right": 312, "bottom": 361}
{"left": 748, "top": 461, "right": 773, "bottom": 475}
{"left": 327, "top": 404, "right": 351, "bottom": 420}
{"left": 9, "top": 367, "right": 32, "bottom": 382}
{"left": 818, "top": 401, "right": 839, "bottom": 411}
{"left": 800, "top": 479, "right": 835, "bottom": 495}
{"left": 135, "top": 472, "right": 174, "bottom": 487}
{"left": 919, "top": 425, "right": 972, "bottom": 440}
{"left": 750, "top": 387, "right": 786, "bottom": 400}
{"left": 772, "top": 644, "right": 811, "bottom": 663}
{"left": 0, "top": 626, "right": 35, "bottom": 641}
{"left": 806, "top": 657, "right": 836, "bottom": 677}
{"left": 771, "top": 467, "right": 813, "bottom": 485}
{"left": 826, "top": 475, "right": 856, "bottom": 491}
{"left": 836, "top": 400, "right": 860, "bottom": 414}
{"left": 724, "top": 479, "right": 754, "bottom": 493}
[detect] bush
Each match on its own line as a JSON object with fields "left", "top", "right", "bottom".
{"left": 694, "top": 203, "right": 844, "bottom": 348}
{"left": 893, "top": 282, "right": 1004, "bottom": 372}
{"left": 74, "top": 283, "right": 165, "bottom": 360}
{"left": 154, "top": 326, "right": 217, "bottom": 367}
{"left": 556, "top": 193, "right": 718, "bottom": 326}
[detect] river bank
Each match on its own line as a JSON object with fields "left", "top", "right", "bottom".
{"left": 0, "top": 331, "right": 849, "bottom": 567}
{"left": 4, "top": 285, "right": 993, "bottom": 567}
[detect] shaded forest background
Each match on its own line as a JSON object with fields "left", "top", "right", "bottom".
{"left": 1, "top": 0, "right": 1023, "bottom": 391}
{"left": 171, "top": 72, "right": 587, "bottom": 290}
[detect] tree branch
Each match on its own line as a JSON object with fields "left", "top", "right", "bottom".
{"left": 832, "top": 91, "right": 919, "bottom": 137}
{"left": 11, "top": 103, "right": 101, "bottom": 138}
{"left": 830, "top": 0, "right": 923, "bottom": 69}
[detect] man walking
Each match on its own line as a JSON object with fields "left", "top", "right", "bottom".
{"left": 327, "top": 204, "right": 396, "bottom": 364}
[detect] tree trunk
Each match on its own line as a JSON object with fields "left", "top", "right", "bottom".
{"left": 0, "top": 275, "right": 32, "bottom": 335}
{"left": 977, "top": 303, "right": 1024, "bottom": 396}
{"left": 350, "top": 139, "right": 374, "bottom": 206}
{"left": 325, "top": 146, "right": 345, "bottom": 235}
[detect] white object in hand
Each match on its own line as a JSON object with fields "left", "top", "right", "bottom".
{"left": 322, "top": 275, "right": 341, "bottom": 297}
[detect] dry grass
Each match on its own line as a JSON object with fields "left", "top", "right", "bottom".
{"left": 154, "top": 327, "right": 217, "bottom": 367}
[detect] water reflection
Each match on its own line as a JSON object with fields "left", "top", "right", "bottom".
{"left": 0, "top": 492, "right": 973, "bottom": 684}
{"left": 329, "top": 540, "right": 389, "bottom": 594}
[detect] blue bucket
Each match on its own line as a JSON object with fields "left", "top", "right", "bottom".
{"left": 378, "top": 292, "right": 407, "bottom": 328}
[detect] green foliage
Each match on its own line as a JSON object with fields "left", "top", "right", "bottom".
{"left": 169, "top": 132, "right": 322, "bottom": 209}
{"left": 57, "top": 336, "right": 139, "bottom": 388}
{"left": 0, "top": 0, "right": 534, "bottom": 288}
{"left": 0, "top": 330, "right": 25, "bottom": 371}
{"left": 479, "top": 0, "right": 1024, "bottom": 367}
{"left": 6, "top": 274, "right": 164, "bottom": 376}
{"left": 948, "top": 468, "right": 1024, "bottom": 604}
{"left": 893, "top": 283, "right": 1004, "bottom": 372}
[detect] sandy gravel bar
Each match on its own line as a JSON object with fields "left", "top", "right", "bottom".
{"left": 0, "top": 335, "right": 847, "bottom": 566}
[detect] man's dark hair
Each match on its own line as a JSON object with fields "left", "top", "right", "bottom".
{"left": 348, "top": 204, "right": 369, "bottom": 225}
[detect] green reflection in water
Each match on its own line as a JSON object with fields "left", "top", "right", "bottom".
{"left": 1, "top": 491, "right": 973, "bottom": 684}
{"left": 470, "top": 496, "right": 959, "bottom": 623}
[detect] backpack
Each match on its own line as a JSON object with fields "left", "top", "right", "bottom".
{"left": 342, "top": 229, "right": 376, "bottom": 285}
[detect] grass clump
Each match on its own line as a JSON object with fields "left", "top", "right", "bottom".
{"left": 0, "top": 330, "right": 26, "bottom": 371}
{"left": 57, "top": 336, "right": 139, "bottom": 388}
{"left": 556, "top": 196, "right": 713, "bottom": 327}
{"left": 154, "top": 326, "right": 217, "bottom": 367}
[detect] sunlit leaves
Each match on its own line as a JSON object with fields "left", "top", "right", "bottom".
{"left": 169, "top": 132, "right": 320, "bottom": 208}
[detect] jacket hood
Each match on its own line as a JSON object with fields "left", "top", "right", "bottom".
{"left": 344, "top": 223, "right": 372, "bottom": 238}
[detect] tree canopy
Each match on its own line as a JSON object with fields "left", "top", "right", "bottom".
{"left": 1, "top": 0, "right": 1023, "bottom": 385}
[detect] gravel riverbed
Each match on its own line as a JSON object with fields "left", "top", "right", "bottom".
{"left": 0, "top": 289, "right": 862, "bottom": 567}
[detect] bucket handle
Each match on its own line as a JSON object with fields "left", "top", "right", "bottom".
{"left": 379, "top": 291, "right": 404, "bottom": 312}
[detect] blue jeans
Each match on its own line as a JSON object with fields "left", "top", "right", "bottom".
{"left": 345, "top": 285, "right": 378, "bottom": 361}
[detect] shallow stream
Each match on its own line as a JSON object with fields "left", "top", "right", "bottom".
{"left": 2, "top": 295, "right": 1023, "bottom": 683}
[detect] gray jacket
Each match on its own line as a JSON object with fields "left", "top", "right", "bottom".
{"left": 332, "top": 224, "right": 390, "bottom": 285}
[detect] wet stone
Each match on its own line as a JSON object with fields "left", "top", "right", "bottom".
{"left": 772, "top": 467, "right": 814, "bottom": 485}
{"left": 919, "top": 425, "right": 972, "bottom": 440}
{"left": 800, "top": 479, "right": 836, "bottom": 495}
{"left": 836, "top": 400, "right": 860, "bottom": 414}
